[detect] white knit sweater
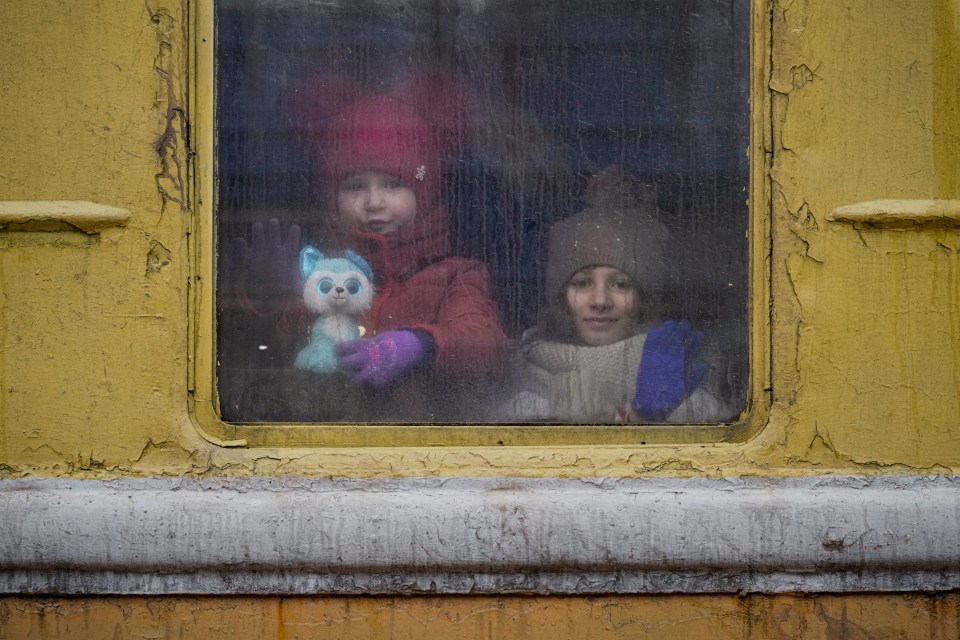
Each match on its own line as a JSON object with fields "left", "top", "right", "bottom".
{"left": 506, "top": 329, "right": 730, "bottom": 423}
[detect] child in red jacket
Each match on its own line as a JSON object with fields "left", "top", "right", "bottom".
{"left": 226, "top": 91, "right": 506, "bottom": 421}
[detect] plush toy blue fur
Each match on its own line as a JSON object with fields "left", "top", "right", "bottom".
{"left": 294, "top": 246, "right": 374, "bottom": 373}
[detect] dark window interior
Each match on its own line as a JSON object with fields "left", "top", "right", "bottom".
{"left": 215, "top": 0, "right": 750, "bottom": 424}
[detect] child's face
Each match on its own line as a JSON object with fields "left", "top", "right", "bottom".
{"left": 565, "top": 265, "right": 640, "bottom": 346}
{"left": 336, "top": 171, "right": 417, "bottom": 235}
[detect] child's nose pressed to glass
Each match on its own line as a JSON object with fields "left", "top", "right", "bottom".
{"left": 336, "top": 171, "right": 418, "bottom": 235}
{"left": 565, "top": 265, "right": 641, "bottom": 347}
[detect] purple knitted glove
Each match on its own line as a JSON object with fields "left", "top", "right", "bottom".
{"left": 336, "top": 331, "right": 425, "bottom": 387}
{"left": 232, "top": 218, "right": 302, "bottom": 309}
{"left": 632, "top": 320, "right": 709, "bottom": 420}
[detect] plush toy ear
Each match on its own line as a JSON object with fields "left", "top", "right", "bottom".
{"left": 299, "top": 245, "right": 324, "bottom": 280}
{"left": 344, "top": 249, "right": 374, "bottom": 283}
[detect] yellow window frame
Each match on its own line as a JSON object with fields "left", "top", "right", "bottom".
{"left": 187, "top": 0, "right": 772, "bottom": 449}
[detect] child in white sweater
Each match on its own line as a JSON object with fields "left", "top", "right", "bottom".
{"left": 508, "top": 203, "right": 729, "bottom": 423}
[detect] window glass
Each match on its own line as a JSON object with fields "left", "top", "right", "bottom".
{"left": 215, "top": 0, "right": 750, "bottom": 424}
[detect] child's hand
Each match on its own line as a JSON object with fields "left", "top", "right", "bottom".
{"left": 631, "top": 320, "right": 709, "bottom": 421}
{"left": 336, "top": 331, "right": 425, "bottom": 387}
{"left": 232, "top": 218, "right": 302, "bottom": 310}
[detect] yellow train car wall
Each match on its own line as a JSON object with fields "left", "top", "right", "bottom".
{"left": 2, "top": 0, "right": 960, "bottom": 638}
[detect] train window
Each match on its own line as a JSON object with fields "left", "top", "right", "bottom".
{"left": 211, "top": 0, "right": 752, "bottom": 436}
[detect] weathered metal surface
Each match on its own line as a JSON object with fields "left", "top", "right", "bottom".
{"left": 2, "top": 475, "right": 958, "bottom": 595}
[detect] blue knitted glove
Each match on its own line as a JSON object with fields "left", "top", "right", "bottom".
{"left": 632, "top": 320, "right": 709, "bottom": 420}
{"left": 336, "top": 330, "right": 425, "bottom": 387}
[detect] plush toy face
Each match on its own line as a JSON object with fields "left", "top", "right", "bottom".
{"left": 299, "top": 247, "right": 374, "bottom": 317}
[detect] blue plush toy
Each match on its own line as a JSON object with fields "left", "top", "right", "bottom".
{"left": 294, "top": 246, "right": 374, "bottom": 373}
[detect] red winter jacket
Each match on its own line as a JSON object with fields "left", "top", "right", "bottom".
{"left": 221, "top": 202, "right": 506, "bottom": 422}
{"left": 334, "top": 202, "right": 507, "bottom": 378}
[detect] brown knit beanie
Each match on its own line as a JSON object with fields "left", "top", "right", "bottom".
{"left": 540, "top": 205, "right": 671, "bottom": 340}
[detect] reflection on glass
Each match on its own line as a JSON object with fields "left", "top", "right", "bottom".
{"left": 216, "top": 0, "right": 750, "bottom": 424}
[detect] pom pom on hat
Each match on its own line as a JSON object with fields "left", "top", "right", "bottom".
{"left": 290, "top": 74, "right": 363, "bottom": 139}
{"left": 394, "top": 72, "right": 475, "bottom": 153}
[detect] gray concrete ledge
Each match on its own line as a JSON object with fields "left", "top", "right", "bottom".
{"left": 1, "top": 475, "right": 958, "bottom": 595}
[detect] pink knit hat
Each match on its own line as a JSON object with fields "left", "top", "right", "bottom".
{"left": 323, "top": 95, "right": 440, "bottom": 210}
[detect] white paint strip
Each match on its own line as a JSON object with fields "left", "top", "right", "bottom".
{"left": 1, "top": 475, "right": 958, "bottom": 594}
